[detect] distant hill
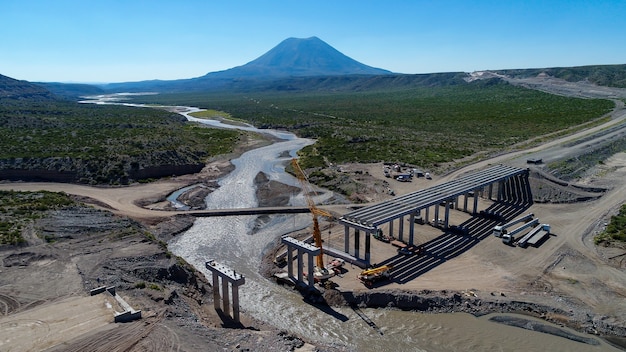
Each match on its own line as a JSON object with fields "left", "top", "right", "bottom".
{"left": 103, "top": 36, "right": 392, "bottom": 93}
{"left": 494, "top": 64, "right": 626, "bottom": 88}
{"left": 35, "top": 82, "right": 105, "bottom": 99}
{"left": 0, "top": 74, "right": 57, "bottom": 101}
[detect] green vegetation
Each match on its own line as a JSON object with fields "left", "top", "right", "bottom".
{"left": 595, "top": 204, "right": 626, "bottom": 245}
{"left": 148, "top": 283, "right": 163, "bottom": 291}
{"left": 132, "top": 81, "right": 613, "bottom": 170}
{"left": 0, "top": 190, "right": 74, "bottom": 245}
{"left": 0, "top": 100, "right": 240, "bottom": 184}
{"left": 189, "top": 109, "right": 232, "bottom": 119}
{"left": 133, "top": 281, "right": 163, "bottom": 291}
{"left": 497, "top": 64, "right": 626, "bottom": 88}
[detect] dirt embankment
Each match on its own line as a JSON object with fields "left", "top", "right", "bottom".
{"left": 0, "top": 204, "right": 343, "bottom": 352}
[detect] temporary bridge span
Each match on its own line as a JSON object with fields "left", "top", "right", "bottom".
{"left": 339, "top": 164, "right": 530, "bottom": 266}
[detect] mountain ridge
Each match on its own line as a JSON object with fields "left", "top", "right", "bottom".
{"left": 0, "top": 74, "right": 58, "bottom": 101}
{"left": 101, "top": 36, "right": 392, "bottom": 92}
{"left": 203, "top": 36, "right": 391, "bottom": 79}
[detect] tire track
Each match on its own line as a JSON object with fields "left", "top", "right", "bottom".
{"left": 0, "top": 293, "right": 21, "bottom": 315}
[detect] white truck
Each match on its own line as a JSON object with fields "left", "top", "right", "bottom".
{"left": 492, "top": 213, "right": 534, "bottom": 238}
{"left": 502, "top": 218, "right": 540, "bottom": 245}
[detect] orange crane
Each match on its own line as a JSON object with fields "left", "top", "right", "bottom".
{"left": 291, "top": 158, "right": 333, "bottom": 269}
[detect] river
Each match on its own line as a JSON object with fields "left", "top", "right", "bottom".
{"left": 85, "top": 94, "right": 619, "bottom": 351}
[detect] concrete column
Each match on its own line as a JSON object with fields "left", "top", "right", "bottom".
{"left": 222, "top": 279, "right": 230, "bottom": 316}
{"left": 425, "top": 207, "right": 430, "bottom": 224}
{"left": 473, "top": 190, "right": 479, "bottom": 215}
{"left": 344, "top": 225, "right": 350, "bottom": 253}
{"left": 297, "top": 248, "right": 304, "bottom": 282}
{"left": 434, "top": 206, "right": 440, "bottom": 226}
{"left": 365, "top": 232, "right": 371, "bottom": 265}
{"left": 463, "top": 193, "right": 469, "bottom": 212}
{"left": 488, "top": 183, "right": 493, "bottom": 200}
{"left": 307, "top": 252, "right": 315, "bottom": 287}
{"left": 398, "top": 216, "right": 404, "bottom": 241}
{"left": 497, "top": 181, "right": 503, "bottom": 201}
{"left": 287, "top": 246, "right": 293, "bottom": 278}
{"left": 409, "top": 213, "right": 415, "bottom": 244}
{"left": 503, "top": 178, "right": 510, "bottom": 202}
{"left": 454, "top": 196, "right": 459, "bottom": 210}
{"left": 354, "top": 229, "right": 360, "bottom": 259}
{"left": 232, "top": 284, "right": 240, "bottom": 322}
{"left": 281, "top": 237, "right": 320, "bottom": 288}
{"left": 444, "top": 201, "right": 450, "bottom": 229}
{"left": 212, "top": 273, "right": 220, "bottom": 310}
{"left": 205, "top": 260, "right": 245, "bottom": 323}
{"left": 389, "top": 219, "right": 394, "bottom": 239}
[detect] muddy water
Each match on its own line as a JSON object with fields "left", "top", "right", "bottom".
{"left": 82, "top": 96, "right": 617, "bottom": 351}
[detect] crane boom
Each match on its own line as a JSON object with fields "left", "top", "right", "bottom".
{"left": 291, "top": 158, "right": 332, "bottom": 268}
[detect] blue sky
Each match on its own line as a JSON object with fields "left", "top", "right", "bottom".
{"left": 1, "top": 0, "right": 624, "bottom": 83}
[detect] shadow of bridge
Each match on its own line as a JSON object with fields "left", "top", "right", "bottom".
{"left": 379, "top": 198, "right": 533, "bottom": 284}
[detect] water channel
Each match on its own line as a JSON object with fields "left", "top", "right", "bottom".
{"left": 86, "top": 94, "right": 619, "bottom": 351}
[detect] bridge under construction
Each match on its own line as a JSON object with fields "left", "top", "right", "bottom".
{"left": 339, "top": 164, "right": 531, "bottom": 265}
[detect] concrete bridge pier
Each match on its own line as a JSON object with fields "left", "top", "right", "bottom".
{"left": 409, "top": 213, "right": 415, "bottom": 244}
{"left": 205, "top": 260, "right": 245, "bottom": 323}
{"left": 472, "top": 189, "right": 479, "bottom": 215}
{"left": 281, "top": 236, "right": 321, "bottom": 287}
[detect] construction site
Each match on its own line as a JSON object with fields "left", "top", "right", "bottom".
{"left": 272, "top": 148, "right": 625, "bottom": 342}
{"left": 275, "top": 160, "right": 547, "bottom": 289}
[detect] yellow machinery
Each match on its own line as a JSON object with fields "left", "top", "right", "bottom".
{"left": 358, "top": 265, "right": 393, "bottom": 281}
{"left": 291, "top": 158, "right": 333, "bottom": 269}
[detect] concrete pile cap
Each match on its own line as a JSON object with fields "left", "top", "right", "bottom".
{"left": 205, "top": 260, "right": 245, "bottom": 284}
{"left": 281, "top": 236, "right": 321, "bottom": 254}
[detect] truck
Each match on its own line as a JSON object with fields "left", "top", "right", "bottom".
{"left": 502, "top": 218, "right": 540, "bottom": 245}
{"left": 358, "top": 265, "right": 392, "bottom": 287}
{"left": 492, "top": 213, "right": 534, "bottom": 238}
{"left": 396, "top": 174, "right": 411, "bottom": 182}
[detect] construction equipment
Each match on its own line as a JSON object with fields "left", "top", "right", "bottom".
{"left": 492, "top": 213, "right": 534, "bottom": 238}
{"left": 357, "top": 265, "right": 392, "bottom": 286}
{"left": 502, "top": 218, "right": 540, "bottom": 244}
{"left": 373, "top": 228, "right": 391, "bottom": 242}
{"left": 291, "top": 158, "right": 334, "bottom": 273}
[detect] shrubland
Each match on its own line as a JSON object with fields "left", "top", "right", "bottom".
{"left": 0, "top": 100, "right": 240, "bottom": 184}
{"left": 130, "top": 80, "right": 614, "bottom": 171}
{"left": 595, "top": 204, "right": 626, "bottom": 245}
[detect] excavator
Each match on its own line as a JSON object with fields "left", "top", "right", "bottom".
{"left": 291, "top": 158, "right": 339, "bottom": 281}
